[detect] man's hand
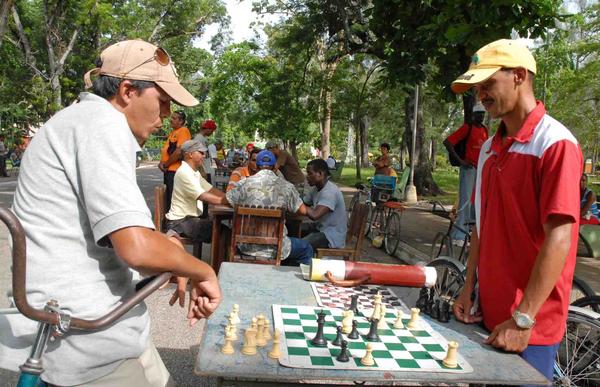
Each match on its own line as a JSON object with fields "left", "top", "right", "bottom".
{"left": 158, "top": 162, "right": 166, "bottom": 172}
{"left": 485, "top": 318, "right": 531, "bottom": 353}
{"left": 168, "top": 276, "right": 188, "bottom": 307}
{"left": 453, "top": 289, "right": 482, "bottom": 323}
{"left": 187, "top": 275, "right": 222, "bottom": 326}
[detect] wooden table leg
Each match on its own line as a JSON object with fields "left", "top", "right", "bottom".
{"left": 210, "top": 214, "right": 221, "bottom": 272}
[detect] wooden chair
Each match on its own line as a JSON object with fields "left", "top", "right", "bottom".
{"left": 153, "top": 184, "right": 201, "bottom": 257}
{"left": 229, "top": 205, "right": 286, "bottom": 266}
{"left": 316, "top": 202, "right": 368, "bottom": 261}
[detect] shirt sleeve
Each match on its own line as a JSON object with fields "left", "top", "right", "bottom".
{"left": 446, "top": 123, "right": 469, "bottom": 146}
{"left": 286, "top": 185, "right": 303, "bottom": 213}
{"left": 226, "top": 181, "right": 244, "bottom": 206}
{"left": 315, "top": 187, "right": 337, "bottom": 212}
{"left": 276, "top": 152, "right": 288, "bottom": 169}
{"left": 538, "top": 140, "right": 582, "bottom": 225}
{"left": 227, "top": 169, "right": 243, "bottom": 192}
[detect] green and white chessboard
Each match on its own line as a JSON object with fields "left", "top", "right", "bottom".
{"left": 272, "top": 304, "right": 472, "bottom": 373}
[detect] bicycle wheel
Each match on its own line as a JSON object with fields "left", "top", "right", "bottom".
{"left": 554, "top": 307, "right": 600, "bottom": 386}
{"left": 427, "top": 258, "right": 466, "bottom": 304}
{"left": 430, "top": 232, "right": 453, "bottom": 261}
{"left": 571, "top": 276, "right": 597, "bottom": 305}
{"left": 572, "top": 296, "right": 600, "bottom": 314}
{"left": 365, "top": 205, "right": 381, "bottom": 238}
{"left": 384, "top": 211, "right": 402, "bottom": 256}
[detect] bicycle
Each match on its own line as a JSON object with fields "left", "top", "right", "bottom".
{"left": 430, "top": 217, "right": 473, "bottom": 263}
{"left": 0, "top": 206, "right": 171, "bottom": 386}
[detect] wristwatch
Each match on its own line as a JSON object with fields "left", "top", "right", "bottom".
{"left": 512, "top": 311, "right": 535, "bottom": 329}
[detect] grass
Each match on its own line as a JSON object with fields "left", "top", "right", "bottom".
{"left": 333, "top": 166, "right": 459, "bottom": 205}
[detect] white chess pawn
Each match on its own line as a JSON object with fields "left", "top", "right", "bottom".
{"left": 360, "top": 343, "right": 375, "bottom": 366}
{"left": 407, "top": 308, "right": 420, "bottom": 329}
{"left": 221, "top": 330, "right": 235, "bottom": 355}
{"left": 443, "top": 341, "right": 459, "bottom": 368}
{"left": 263, "top": 320, "right": 272, "bottom": 341}
{"left": 256, "top": 318, "right": 267, "bottom": 347}
{"left": 241, "top": 328, "right": 257, "bottom": 355}
{"left": 251, "top": 317, "right": 258, "bottom": 331}
{"left": 268, "top": 329, "right": 281, "bottom": 359}
{"left": 393, "top": 310, "right": 404, "bottom": 329}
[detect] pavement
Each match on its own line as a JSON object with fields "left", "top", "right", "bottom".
{"left": 0, "top": 161, "right": 598, "bottom": 386}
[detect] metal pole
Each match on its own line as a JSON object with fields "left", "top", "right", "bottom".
{"left": 405, "top": 84, "right": 419, "bottom": 203}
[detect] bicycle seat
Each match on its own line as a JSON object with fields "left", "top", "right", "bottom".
{"left": 384, "top": 201, "right": 405, "bottom": 211}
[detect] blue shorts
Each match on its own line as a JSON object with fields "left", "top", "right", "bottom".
{"left": 519, "top": 343, "right": 559, "bottom": 387}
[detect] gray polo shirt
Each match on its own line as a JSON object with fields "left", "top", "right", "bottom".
{"left": 304, "top": 180, "right": 347, "bottom": 248}
{"left": 0, "top": 93, "right": 155, "bottom": 385}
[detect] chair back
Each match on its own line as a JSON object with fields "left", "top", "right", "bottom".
{"left": 229, "top": 205, "right": 286, "bottom": 265}
{"left": 154, "top": 184, "right": 166, "bottom": 232}
{"left": 395, "top": 167, "right": 411, "bottom": 199}
{"left": 347, "top": 202, "right": 368, "bottom": 256}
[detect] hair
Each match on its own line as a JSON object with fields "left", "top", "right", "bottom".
{"left": 380, "top": 143, "right": 390, "bottom": 151}
{"left": 307, "top": 158, "right": 330, "bottom": 176}
{"left": 173, "top": 110, "right": 186, "bottom": 124}
{"left": 92, "top": 75, "right": 155, "bottom": 99}
{"left": 250, "top": 147, "right": 262, "bottom": 157}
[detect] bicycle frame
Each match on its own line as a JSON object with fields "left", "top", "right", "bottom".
{"left": 0, "top": 206, "right": 171, "bottom": 386}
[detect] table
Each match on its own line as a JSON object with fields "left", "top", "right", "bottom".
{"left": 208, "top": 205, "right": 307, "bottom": 272}
{"left": 194, "top": 263, "right": 549, "bottom": 385}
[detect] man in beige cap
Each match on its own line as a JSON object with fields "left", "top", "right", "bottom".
{"left": 451, "top": 39, "right": 582, "bottom": 384}
{"left": 0, "top": 40, "right": 220, "bottom": 386}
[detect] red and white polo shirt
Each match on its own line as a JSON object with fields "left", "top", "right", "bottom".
{"left": 474, "top": 101, "right": 582, "bottom": 345}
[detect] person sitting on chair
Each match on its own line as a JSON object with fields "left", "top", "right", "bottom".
{"left": 302, "top": 158, "right": 348, "bottom": 250}
{"left": 373, "top": 143, "right": 396, "bottom": 177}
{"left": 226, "top": 147, "right": 261, "bottom": 192}
{"left": 165, "top": 139, "right": 228, "bottom": 252}
{"left": 580, "top": 173, "right": 599, "bottom": 225}
{"left": 226, "top": 150, "right": 314, "bottom": 266}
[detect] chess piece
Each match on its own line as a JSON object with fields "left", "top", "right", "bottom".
{"left": 227, "top": 316, "right": 238, "bottom": 341}
{"left": 393, "top": 310, "right": 404, "bottom": 329}
{"left": 443, "top": 341, "right": 459, "bottom": 368}
{"left": 336, "top": 340, "right": 350, "bottom": 362}
{"left": 430, "top": 300, "right": 440, "bottom": 320}
{"left": 348, "top": 320, "right": 359, "bottom": 339}
{"left": 221, "top": 330, "right": 235, "bottom": 355}
{"left": 377, "top": 304, "right": 388, "bottom": 329}
{"left": 349, "top": 294, "right": 359, "bottom": 314}
{"left": 439, "top": 301, "right": 451, "bottom": 323}
{"left": 256, "top": 318, "right": 267, "bottom": 347}
{"left": 407, "top": 308, "right": 420, "bottom": 329}
{"left": 231, "top": 304, "right": 241, "bottom": 325}
{"left": 251, "top": 317, "right": 258, "bottom": 331}
{"left": 371, "top": 292, "right": 382, "bottom": 321}
{"left": 365, "top": 318, "right": 380, "bottom": 341}
{"left": 311, "top": 311, "right": 328, "bottom": 347}
{"left": 416, "top": 288, "right": 429, "bottom": 310}
{"left": 263, "top": 319, "right": 272, "bottom": 341}
{"left": 241, "top": 328, "right": 258, "bottom": 355}
{"left": 268, "top": 329, "right": 281, "bottom": 359}
{"left": 332, "top": 326, "right": 343, "bottom": 346}
{"left": 360, "top": 343, "right": 375, "bottom": 366}
{"left": 342, "top": 310, "right": 354, "bottom": 334}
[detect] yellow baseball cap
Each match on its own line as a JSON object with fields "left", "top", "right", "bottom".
{"left": 84, "top": 40, "right": 199, "bottom": 107}
{"left": 451, "top": 39, "right": 536, "bottom": 94}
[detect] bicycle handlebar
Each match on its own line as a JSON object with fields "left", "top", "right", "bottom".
{"left": 1, "top": 205, "right": 171, "bottom": 331}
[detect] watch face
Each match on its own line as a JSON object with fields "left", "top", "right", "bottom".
{"left": 514, "top": 312, "right": 534, "bottom": 328}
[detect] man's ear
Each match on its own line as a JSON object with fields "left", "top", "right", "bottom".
{"left": 513, "top": 67, "right": 528, "bottom": 86}
{"left": 117, "top": 80, "right": 137, "bottom": 105}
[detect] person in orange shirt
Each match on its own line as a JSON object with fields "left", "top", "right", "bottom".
{"left": 159, "top": 111, "right": 191, "bottom": 211}
{"left": 226, "top": 147, "right": 261, "bottom": 192}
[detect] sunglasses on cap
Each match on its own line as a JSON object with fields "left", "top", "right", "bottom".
{"left": 121, "top": 47, "right": 175, "bottom": 78}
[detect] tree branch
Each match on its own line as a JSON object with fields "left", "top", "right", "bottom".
{"left": 11, "top": 5, "right": 46, "bottom": 79}
{"left": 0, "top": 0, "right": 14, "bottom": 48}
{"left": 148, "top": 0, "right": 176, "bottom": 43}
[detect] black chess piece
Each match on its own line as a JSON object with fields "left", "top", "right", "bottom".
{"left": 311, "top": 311, "right": 328, "bottom": 347}
{"left": 431, "top": 299, "right": 440, "bottom": 320}
{"left": 332, "top": 326, "right": 343, "bottom": 346}
{"left": 349, "top": 294, "right": 359, "bottom": 314}
{"left": 348, "top": 320, "right": 359, "bottom": 339}
{"left": 365, "top": 318, "right": 380, "bottom": 342}
{"left": 416, "top": 288, "right": 429, "bottom": 310}
{"left": 336, "top": 340, "right": 350, "bottom": 362}
{"left": 439, "top": 300, "right": 451, "bottom": 323}
{"left": 424, "top": 290, "right": 435, "bottom": 315}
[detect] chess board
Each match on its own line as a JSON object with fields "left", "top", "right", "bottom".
{"left": 310, "top": 282, "right": 408, "bottom": 312}
{"left": 272, "top": 304, "right": 472, "bottom": 372}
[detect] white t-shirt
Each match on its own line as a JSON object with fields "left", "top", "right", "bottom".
{"left": 0, "top": 93, "right": 155, "bottom": 385}
{"left": 166, "top": 160, "right": 213, "bottom": 220}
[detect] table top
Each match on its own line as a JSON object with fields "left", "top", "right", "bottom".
{"left": 194, "top": 263, "right": 548, "bottom": 385}
{"left": 209, "top": 204, "right": 306, "bottom": 220}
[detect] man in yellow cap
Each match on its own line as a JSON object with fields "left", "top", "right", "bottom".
{"left": 451, "top": 39, "right": 582, "bottom": 384}
{"left": 0, "top": 40, "right": 221, "bottom": 386}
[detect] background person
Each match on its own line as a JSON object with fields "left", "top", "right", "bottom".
{"left": 265, "top": 140, "right": 306, "bottom": 193}
{"left": 443, "top": 103, "right": 489, "bottom": 245}
{"left": 0, "top": 39, "right": 221, "bottom": 386}
{"left": 226, "top": 150, "right": 313, "bottom": 266}
{"left": 194, "top": 119, "right": 218, "bottom": 182}
{"left": 451, "top": 39, "right": 582, "bottom": 385}
{"left": 580, "top": 173, "right": 599, "bottom": 225}
{"left": 302, "top": 159, "right": 347, "bottom": 250}
{"left": 226, "top": 147, "right": 261, "bottom": 192}
{"left": 373, "top": 143, "right": 395, "bottom": 176}
{"left": 159, "top": 111, "right": 191, "bottom": 211}
{"left": 0, "top": 135, "right": 8, "bottom": 177}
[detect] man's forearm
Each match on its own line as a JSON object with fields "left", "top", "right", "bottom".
{"left": 164, "top": 148, "right": 183, "bottom": 167}
{"left": 463, "top": 228, "right": 480, "bottom": 292}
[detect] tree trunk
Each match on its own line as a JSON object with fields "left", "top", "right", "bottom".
{"left": 359, "top": 115, "right": 370, "bottom": 168}
{"left": 320, "top": 62, "right": 338, "bottom": 160}
{"left": 289, "top": 141, "right": 298, "bottom": 160}
{"left": 431, "top": 137, "right": 437, "bottom": 170}
{"left": 404, "top": 87, "right": 442, "bottom": 196}
{"left": 345, "top": 120, "right": 355, "bottom": 163}
{"left": 0, "top": 0, "right": 13, "bottom": 47}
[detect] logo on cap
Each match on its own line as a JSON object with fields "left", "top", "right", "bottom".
{"left": 471, "top": 54, "right": 480, "bottom": 65}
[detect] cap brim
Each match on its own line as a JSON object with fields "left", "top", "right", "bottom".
{"left": 451, "top": 67, "right": 501, "bottom": 94}
{"left": 156, "top": 81, "right": 199, "bottom": 107}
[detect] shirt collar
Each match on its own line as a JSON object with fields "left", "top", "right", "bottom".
{"left": 490, "top": 100, "right": 546, "bottom": 153}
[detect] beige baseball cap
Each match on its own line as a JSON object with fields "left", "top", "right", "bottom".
{"left": 84, "top": 40, "right": 199, "bottom": 107}
{"left": 451, "top": 39, "right": 536, "bottom": 94}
